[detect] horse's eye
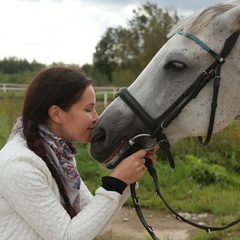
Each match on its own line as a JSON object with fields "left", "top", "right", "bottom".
{"left": 164, "top": 61, "right": 186, "bottom": 71}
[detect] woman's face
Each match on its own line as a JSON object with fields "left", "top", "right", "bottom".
{"left": 57, "top": 85, "right": 99, "bottom": 143}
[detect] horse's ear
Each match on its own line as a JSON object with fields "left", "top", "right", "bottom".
{"left": 225, "top": 0, "right": 240, "bottom": 4}
{"left": 218, "top": 5, "right": 240, "bottom": 31}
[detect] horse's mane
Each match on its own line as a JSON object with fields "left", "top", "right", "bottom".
{"left": 168, "top": 3, "right": 235, "bottom": 37}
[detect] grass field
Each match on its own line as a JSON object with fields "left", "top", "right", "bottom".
{"left": 1, "top": 92, "right": 240, "bottom": 239}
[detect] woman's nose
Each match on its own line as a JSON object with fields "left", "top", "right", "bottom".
{"left": 93, "top": 110, "right": 99, "bottom": 123}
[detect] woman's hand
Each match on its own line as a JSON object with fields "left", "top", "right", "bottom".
{"left": 110, "top": 150, "right": 147, "bottom": 185}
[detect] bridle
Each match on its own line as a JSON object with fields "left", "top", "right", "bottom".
{"left": 114, "top": 29, "right": 240, "bottom": 239}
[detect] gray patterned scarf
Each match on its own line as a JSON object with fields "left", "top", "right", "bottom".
{"left": 37, "top": 124, "right": 81, "bottom": 213}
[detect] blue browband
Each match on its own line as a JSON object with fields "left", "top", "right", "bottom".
{"left": 178, "top": 29, "right": 224, "bottom": 63}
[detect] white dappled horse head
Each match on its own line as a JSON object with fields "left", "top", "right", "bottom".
{"left": 90, "top": 0, "right": 240, "bottom": 164}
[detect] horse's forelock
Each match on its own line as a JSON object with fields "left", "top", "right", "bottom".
{"left": 168, "top": 3, "right": 236, "bottom": 38}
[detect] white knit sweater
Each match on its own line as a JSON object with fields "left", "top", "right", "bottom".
{"left": 0, "top": 133, "right": 130, "bottom": 240}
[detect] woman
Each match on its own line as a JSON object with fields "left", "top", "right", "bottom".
{"left": 0, "top": 66, "right": 157, "bottom": 240}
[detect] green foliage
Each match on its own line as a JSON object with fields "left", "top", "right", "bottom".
{"left": 0, "top": 71, "right": 34, "bottom": 84}
{"left": 124, "top": 2, "right": 179, "bottom": 73}
{"left": 93, "top": 2, "right": 181, "bottom": 84}
{"left": 93, "top": 27, "right": 127, "bottom": 82}
{"left": 168, "top": 122, "right": 240, "bottom": 175}
{"left": 193, "top": 216, "right": 240, "bottom": 240}
{"left": 74, "top": 143, "right": 109, "bottom": 192}
{"left": 0, "top": 56, "right": 45, "bottom": 75}
{"left": 186, "top": 155, "right": 240, "bottom": 186}
{"left": 111, "top": 69, "right": 137, "bottom": 87}
{"left": 0, "top": 94, "right": 23, "bottom": 144}
{"left": 82, "top": 64, "right": 109, "bottom": 86}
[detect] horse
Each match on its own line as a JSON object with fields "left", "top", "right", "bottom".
{"left": 89, "top": 1, "right": 240, "bottom": 238}
{"left": 90, "top": 0, "right": 240, "bottom": 166}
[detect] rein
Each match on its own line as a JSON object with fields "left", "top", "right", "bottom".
{"left": 115, "top": 30, "right": 240, "bottom": 239}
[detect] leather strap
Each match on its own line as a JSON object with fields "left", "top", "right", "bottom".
{"left": 131, "top": 159, "right": 240, "bottom": 240}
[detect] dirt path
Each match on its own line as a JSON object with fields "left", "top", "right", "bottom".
{"left": 108, "top": 207, "right": 211, "bottom": 240}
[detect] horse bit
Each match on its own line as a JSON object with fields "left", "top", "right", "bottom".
{"left": 110, "top": 29, "right": 240, "bottom": 240}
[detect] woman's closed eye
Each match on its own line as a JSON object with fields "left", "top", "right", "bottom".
{"left": 85, "top": 108, "right": 92, "bottom": 113}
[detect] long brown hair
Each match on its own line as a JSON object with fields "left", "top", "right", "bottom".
{"left": 22, "top": 66, "right": 92, "bottom": 218}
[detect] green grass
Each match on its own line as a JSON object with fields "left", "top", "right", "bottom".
{"left": 2, "top": 93, "right": 240, "bottom": 239}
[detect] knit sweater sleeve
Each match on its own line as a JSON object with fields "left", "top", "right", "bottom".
{"left": 79, "top": 180, "right": 94, "bottom": 209}
{"left": 0, "top": 145, "right": 128, "bottom": 240}
{"left": 79, "top": 172, "right": 130, "bottom": 236}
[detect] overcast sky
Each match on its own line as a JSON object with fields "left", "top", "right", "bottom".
{"left": 0, "top": 0, "right": 224, "bottom": 66}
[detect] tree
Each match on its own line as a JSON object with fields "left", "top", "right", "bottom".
{"left": 93, "top": 27, "right": 127, "bottom": 82}
{"left": 93, "top": 2, "right": 180, "bottom": 82}
{"left": 124, "top": 2, "right": 180, "bottom": 74}
{"left": 0, "top": 57, "right": 45, "bottom": 74}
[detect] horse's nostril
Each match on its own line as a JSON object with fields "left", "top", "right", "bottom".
{"left": 91, "top": 127, "right": 106, "bottom": 145}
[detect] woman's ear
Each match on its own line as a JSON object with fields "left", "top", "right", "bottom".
{"left": 48, "top": 105, "right": 63, "bottom": 124}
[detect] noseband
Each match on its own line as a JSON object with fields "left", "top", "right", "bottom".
{"left": 115, "top": 30, "right": 240, "bottom": 239}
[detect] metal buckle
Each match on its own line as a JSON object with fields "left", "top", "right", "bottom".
{"left": 133, "top": 197, "right": 140, "bottom": 205}
{"left": 129, "top": 134, "right": 157, "bottom": 151}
